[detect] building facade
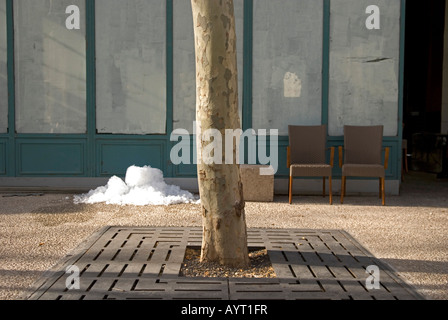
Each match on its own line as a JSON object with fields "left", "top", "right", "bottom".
{"left": 0, "top": 0, "right": 406, "bottom": 194}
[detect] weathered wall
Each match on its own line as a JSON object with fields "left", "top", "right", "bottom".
{"left": 252, "top": 0, "right": 323, "bottom": 135}
{"left": 0, "top": 0, "right": 405, "bottom": 188}
{"left": 95, "top": 0, "right": 166, "bottom": 135}
{"left": 329, "top": 0, "right": 401, "bottom": 137}
{"left": 13, "top": 0, "right": 86, "bottom": 134}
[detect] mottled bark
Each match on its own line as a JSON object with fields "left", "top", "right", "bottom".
{"left": 191, "top": 0, "right": 249, "bottom": 267}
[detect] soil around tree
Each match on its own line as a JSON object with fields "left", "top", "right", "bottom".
{"left": 179, "top": 247, "right": 276, "bottom": 279}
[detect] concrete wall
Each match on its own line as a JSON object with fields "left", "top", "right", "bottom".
{"left": 252, "top": 0, "right": 323, "bottom": 135}
{"left": 95, "top": 0, "right": 166, "bottom": 135}
{"left": 13, "top": 0, "right": 87, "bottom": 134}
{"left": 329, "top": 0, "right": 401, "bottom": 137}
{"left": 0, "top": 0, "right": 404, "bottom": 194}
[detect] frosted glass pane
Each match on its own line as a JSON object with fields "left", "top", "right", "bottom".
{"left": 328, "top": 0, "right": 401, "bottom": 136}
{"left": 253, "top": 0, "right": 323, "bottom": 135}
{"left": 14, "top": 0, "right": 86, "bottom": 134}
{"left": 96, "top": 0, "right": 166, "bottom": 135}
{"left": 0, "top": 0, "right": 7, "bottom": 133}
{"left": 173, "top": 0, "right": 244, "bottom": 133}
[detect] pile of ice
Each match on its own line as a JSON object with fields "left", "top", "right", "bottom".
{"left": 74, "top": 165, "right": 200, "bottom": 206}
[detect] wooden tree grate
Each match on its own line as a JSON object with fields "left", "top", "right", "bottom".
{"left": 25, "top": 227, "right": 424, "bottom": 300}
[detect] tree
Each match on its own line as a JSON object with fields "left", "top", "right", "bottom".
{"left": 191, "top": 0, "right": 249, "bottom": 268}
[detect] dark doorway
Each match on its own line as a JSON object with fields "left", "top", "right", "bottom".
{"left": 403, "top": 0, "right": 447, "bottom": 173}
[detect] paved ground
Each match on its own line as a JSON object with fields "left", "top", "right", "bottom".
{"left": 0, "top": 171, "right": 447, "bottom": 300}
{"left": 25, "top": 227, "right": 423, "bottom": 300}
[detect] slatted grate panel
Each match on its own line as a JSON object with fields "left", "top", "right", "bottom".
{"left": 26, "top": 227, "right": 423, "bottom": 300}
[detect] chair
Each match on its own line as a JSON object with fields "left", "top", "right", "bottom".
{"left": 287, "top": 125, "right": 334, "bottom": 205}
{"left": 339, "top": 125, "right": 389, "bottom": 206}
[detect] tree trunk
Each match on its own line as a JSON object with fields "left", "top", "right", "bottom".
{"left": 191, "top": 0, "right": 249, "bottom": 268}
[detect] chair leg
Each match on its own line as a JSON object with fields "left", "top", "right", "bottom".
{"left": 381, "top": 177, "right": 386, "bottom": 206}
{"left": 289, "top": 176, "right": 293, "bottom": 204}
{"left": 329, "top": 176, "right": 333, "bottom": 205}
{"left": 323, "top": 177, "right": 326, "bottom": 198}
{"left": 341, "top": 176, "right": 346, "bottom": 204}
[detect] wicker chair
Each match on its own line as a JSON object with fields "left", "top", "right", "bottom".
{"left": 287, "top": 125, "right": 334, "bottom": 205}
{"left": 339, "top": 125, "right": 390, "bottom": 206}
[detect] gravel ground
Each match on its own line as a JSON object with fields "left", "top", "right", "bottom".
{"left": 180, "top": 248, "right": 276, "bottom": 279}
{"left": 0, "top": 171, "right": 447, "bottom": 300}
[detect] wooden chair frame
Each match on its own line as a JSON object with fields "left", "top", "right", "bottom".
{"left": 287, "top": 146, "right": 335, "bottom": 205}
{"left": 339, "top": 146, "right": 390, "bottom": 206}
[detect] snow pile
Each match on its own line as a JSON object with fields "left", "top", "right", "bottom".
{"left": 74, "top": 165, "right": 199, "bottom": 206}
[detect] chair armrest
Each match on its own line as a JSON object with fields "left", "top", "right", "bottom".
{"left": 384, "top": 147, "right": 390, "bottom": 170}
{"left": 287, "top": 146, "right": 291, "bottom": 168}
{"left": 338, "top": 146, "right": 343, "bottom": 168}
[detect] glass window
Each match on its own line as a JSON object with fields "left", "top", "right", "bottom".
{"left": 173, "top": 0, "right": 244, "bottom": 133}
{"left": 14, "top": 0, "right": 87, "bottom": 134}
{"left": 252, "top": 0, "right": 323, "bottom": 135}
{"left": 328, "top": 0, "right": 401, "bottom": 136}
{"left": 0, "top": 0, "right": 7, "bottom": 133}
{"left": 96, "top": 0, "right": 166, "bottom": 135}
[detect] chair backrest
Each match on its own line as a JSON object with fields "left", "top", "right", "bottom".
{"left": 344, "top": 125, "right": 383, "bottom": 165}
{"left": 288, "top": 125, "right": 327, "bottom": 164}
